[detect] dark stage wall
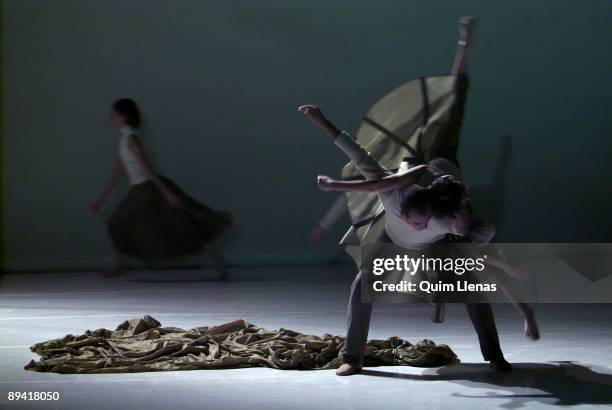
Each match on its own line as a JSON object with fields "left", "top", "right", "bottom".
{"left": 2, "top": 0, "right": 611, "bottom": 270}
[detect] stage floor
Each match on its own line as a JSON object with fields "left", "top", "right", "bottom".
{"left": 1, "top": 266, "right": 611, "bottom": 410}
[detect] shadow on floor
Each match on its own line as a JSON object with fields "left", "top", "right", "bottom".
{"left": 362, "top": 362, "right": 612, "bottom": 408}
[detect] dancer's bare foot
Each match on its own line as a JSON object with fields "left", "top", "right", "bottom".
{"left": 459, "top": 16, "right": 477, "bottom": 45}
{"left": 524, "top": 307, "right": 540, "bottom": 341}
{"left": 336, "top": 362, "right": 362, "bottom": 376}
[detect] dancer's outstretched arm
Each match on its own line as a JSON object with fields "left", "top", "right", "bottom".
{"left": 310, "top": 194, "right": 347, "bottom": 244}
{"left": 452, "top": 16, "right": 476, "bottom": 75}
{"left": 299, "top": 104, "right": 390, "bottom": 180}
{"left": 90, "top": 160, "right": 124, "bottom": 212}
{"left": 316, "top": 165, "right": 428, "bottom": 193}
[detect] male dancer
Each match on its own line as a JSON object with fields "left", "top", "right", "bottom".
{"left": 299, "top": 17, "right": 514, "bottom": 376}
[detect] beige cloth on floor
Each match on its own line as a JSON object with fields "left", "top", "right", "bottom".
{"left": 25, "top": 315, "right": 458, "bottom": 374}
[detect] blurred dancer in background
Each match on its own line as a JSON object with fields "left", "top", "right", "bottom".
{"left": 90, "top": 98, "right": 231, "bottom": 280}
{"left": 300, "top": 16, "right": 539, "bottom": 376}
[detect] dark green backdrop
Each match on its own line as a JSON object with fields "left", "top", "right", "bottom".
{"left": 2, "top": 0, "right": 611, "bottom": 270}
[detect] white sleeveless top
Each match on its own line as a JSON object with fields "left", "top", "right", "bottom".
{"left": 118, "top": 126, "right": 149, "bottom": 185}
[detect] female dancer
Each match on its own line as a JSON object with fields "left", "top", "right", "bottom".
{"left": 90, "top": 98, "right": 231, "bottom": 280}
{"left": 300, "top": 16, "right": 538, "bottom": 375}
{"left": 309, "top": 16, "right": 538, "bottom": 342}
{"left": 316, "top": 165, "right": 539, "bottom": 341}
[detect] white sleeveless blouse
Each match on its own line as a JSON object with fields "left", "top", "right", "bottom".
{"left": 118, "top": 126, "right": 148, "bottom": 185}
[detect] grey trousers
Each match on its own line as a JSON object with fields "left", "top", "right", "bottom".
{"left": 340, "top": 233, "right": 505, "bottom": 364}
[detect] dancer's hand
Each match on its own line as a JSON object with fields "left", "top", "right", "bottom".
{"left": 299, "top": 105, "right": 328, "bottom": 128}
{"left": 502, "top": 264, "right": 528, "bottom": 280}
{"left": 317, "top": 175, "right": 335, "bottom": 191}
{"left": 427, "top": 164, "right": 445, "bottom": 179}
{"left": 163, "top": 190, "right": 184, "bottom": 208}
{"left": 89, "top": 198, "right": 104, "bottom": 214}
{"left": 299, "top": 104, "right": 343, "bottom": 139}
{"left": 497, "top": 250, "right": 529, "bottom": 279}
{"left": 310, "top": 224, "right": 329, "bottom": 245}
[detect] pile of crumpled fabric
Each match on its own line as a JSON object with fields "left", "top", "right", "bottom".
{"left": 25, "top": 315, "right": 458, "bottom": 374}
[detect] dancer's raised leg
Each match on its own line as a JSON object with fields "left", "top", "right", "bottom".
{"left": 491, "top": 268, "right": 541, "bottom": 341}
{"left": 452, "top": 16, "right": 477, "bottom": 75}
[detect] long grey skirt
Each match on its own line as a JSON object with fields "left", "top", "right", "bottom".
{"left": 108, "top": 176, "right": 231, "bottom": 263}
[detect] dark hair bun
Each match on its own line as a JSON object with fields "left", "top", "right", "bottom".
{"left": 429, "top": 175, "right": 465, "bottom": 217}
{"left": 113, "top": 98, "right": 141, "bottom": 128}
